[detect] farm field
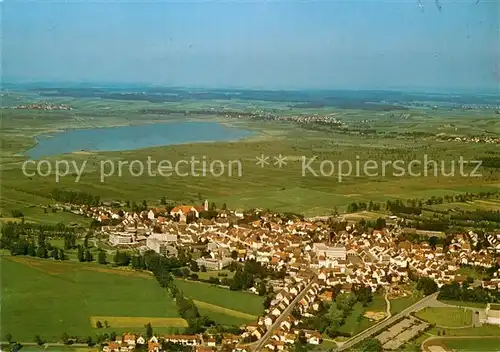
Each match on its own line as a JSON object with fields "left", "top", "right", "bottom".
{"left": 415, "top": 307, "right": 472, "bottom": 327}
{"left": 174, "top": 279, "right": 264, "bottom": 316}
{"left": 1, "top": 95, "right": 499, "bottom": 218}
{"left": 197, "top": 309, "right": 254, "bottom": 327}
{"left": 89, "top": 316, "right": 188, "bottom": 328}
{"left": 2, "top": 346, "right": 101, "bottom": 352}
{"left": 192, "top": 300, "right": 258, "bottom": 320}
{"left": 1, "top": 256, "right": 182, "bottom": 341}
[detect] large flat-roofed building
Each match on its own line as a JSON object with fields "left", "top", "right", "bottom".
{"left": 196, "top": 257, "right": 233, "bottom": 270}
{"left": 485, "top": 303, "right": 500, "bottom": 325}
{"left": 109, "top": 233, "right": 134, "bottom": 246}
{"left": 313, "top": 243, "right": 347, "bottom": 260}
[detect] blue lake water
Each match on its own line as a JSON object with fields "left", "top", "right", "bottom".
{"left": 26, "top": 121, "right": 254, "bottom": 159}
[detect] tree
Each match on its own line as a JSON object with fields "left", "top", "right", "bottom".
{"left": 114, "top": 250, "right": 130, "bottom": 266}
{"left": 5, "top": 333, "right": 13, "bottom": 343}
{"left": 77, "top": 246, "right": 85, "bottom": 262}
{"left": 84, "top": 249, "right": 93, "bottom": 262}
{"left": 357, "top": 338, "right": 382, "bottom": 352}
{"left": 145, "top": 322, "right": 153, "bottom": 339}
{"left": 27, "top": 243, "right": 37, "bottom": 256}
{"left": 36, "top": 246, "right": 48, "bottom": 259}
{"left": 86, "top": 336, "right": 93, "bottom": 347}
{"left": 51, "top": 248, "right": 59, "bottom": 260}
{"left": 96, "top": 320, "right": 103, "bottom": 328}
{"left": 200, "top": 265, "right": 207, "bottom": 272}
{"left": 104, "top": 320, "right": 109, "bottom": 328}
{"left": 231, "top": 250, "right": 238, "bottom": 260}
{"left": 98, "top": 250, "right": 107, "bottom": 264}
{"left": 34, "top": 335, "right": 45, "bottom": 346}
{"left": 160, "top": 196, "right": 167, "bottom": 205}
{"left": 190, "top": 260, "right": 199, "bottom": 272}
{"left": 258, "top": 281, "right": 267, "bottom": 296}
{"left": 417, "top": 277, "right": 438, "bottom": 295}
{"left": 110, "top": 332, "right": 117, "bottom": 341}
{"left": 58, "top": 249, "right": 65, "bottom": 260}
{"left": 61, "top": 332, "right": 69, "bottom": 344}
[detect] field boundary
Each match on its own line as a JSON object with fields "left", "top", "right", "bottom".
{"left": 89, "top": 316, "right": 188, "bottom": 328}
{"left": 193, "top": 300, "right": 258, "bottom": 320}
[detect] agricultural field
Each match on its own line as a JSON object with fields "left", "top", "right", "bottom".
{"left": 197, "top": 309, "right": 253, "bottom": 327}
{"left": 415, "top": 307, "right": 472, "bottom": 327}
{"left": 1, "top": 256, "right": 182, "bottom": 341}
{"left": 174, "top": 279, "right": 264, "bottom": 316}
{"left": 0, "top": 256, "right": 265, "bottom": 342}
{"left": 1, "top": 94, "right": 499, "bottom": 218}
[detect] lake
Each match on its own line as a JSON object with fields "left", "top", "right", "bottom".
{"left": 25, "top": 121, "right": 254, "bottom": 159}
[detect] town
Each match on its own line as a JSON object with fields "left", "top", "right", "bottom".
{"left": 28, "top": 198, "right": 498, "bottom": 352}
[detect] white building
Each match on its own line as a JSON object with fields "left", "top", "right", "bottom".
{"left": 485, "top": 303, "right": 500, "bottom": 325}
{"left": 109, "top": 233, "right": 134, "bottom": 246}
{"left": 196, "top": 257, "right": 233, "bottom": 270}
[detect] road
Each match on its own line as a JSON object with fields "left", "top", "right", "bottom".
{"left": 335, "top": 292, "right": 440, "bottom": 352}
{"left": 251, "top": 279, "right": 317, "bottom": 352}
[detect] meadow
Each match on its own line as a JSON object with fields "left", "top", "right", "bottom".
{"left": 174, "top": 279, "right": 264, "bottom": 316}
{"left": 1, "top": 94, "right": 499, "bottom": 219}
{"left": 390, "top": 294, "right": 423, "bottom": 315}
{"left": 415, "top": 307, "right": 472, "bottom": 327}
{"left": 337, "top": 295, "right": 387, "bottom": 336}
{"left": 0, "top": 256, "right": 259, "bottom": 341}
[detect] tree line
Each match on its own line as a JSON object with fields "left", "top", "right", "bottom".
{"left": 50, "top": 188, "right": 100, "bottom": 206}
{"left": 438, "top": 281, "right": 500, "bottom": 304}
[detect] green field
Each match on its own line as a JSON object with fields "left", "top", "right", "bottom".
{"left": 390, "top": 293, "right": 423, "bottom": 315}
{"left": 442, "top": 338, "right": 500, "bottom": 351}
{"left": 1, "top": 256, "right": 181, "bottom": 341}
{"left": 197, "top": 309, "right": 254, "bottom": 327}
{"left": 174, "top": 279, "right": 264, "bottom": 316}
{"left": 0, "top": 256, "right": 263, "bottom": 341}
{"left": 415, "top": 307, "right": 472, "bottom": 327}
{"left": 428, "top": 325, "right": 500, "bottom": 337}
{"left": 438, "top": 299, "right": 487, "bottom": 309}
{"left": 1, "top": 94, "right": 499, "bottom": 218}
{"left": 424, "top": 337, "right": 500, "bottom": 352}
{"left": 337, "top": 295, "right": 387, "bottom": 336}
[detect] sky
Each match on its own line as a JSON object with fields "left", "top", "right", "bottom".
{"left": 3, "top": 0, "right": 499, "bottom": 91}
